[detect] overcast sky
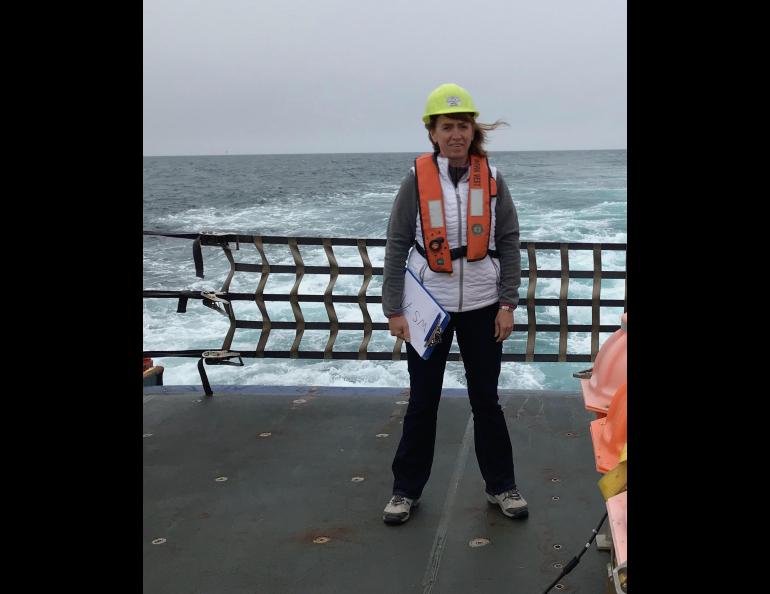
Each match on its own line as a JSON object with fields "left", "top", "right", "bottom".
{"left": 143, "top": 0, "right": 626, "bottom": 156}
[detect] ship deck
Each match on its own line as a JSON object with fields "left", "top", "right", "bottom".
{"left": 143, "top": 385, "right": 610, "bottom": 593}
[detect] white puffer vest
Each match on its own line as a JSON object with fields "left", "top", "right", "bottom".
{"left": 407, "top": 155, "right": 501, "bottom": 313}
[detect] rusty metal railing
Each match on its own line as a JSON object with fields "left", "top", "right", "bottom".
{"left": 143, "top": 231, "right": 626, "bottom": 392}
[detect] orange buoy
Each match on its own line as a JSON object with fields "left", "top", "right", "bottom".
{"left": 581, "top": 312, "right": 627, "bottom": 417}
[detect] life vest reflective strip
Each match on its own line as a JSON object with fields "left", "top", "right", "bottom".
{"left": 414, "top": 152, "right": 496, "bottom": 273}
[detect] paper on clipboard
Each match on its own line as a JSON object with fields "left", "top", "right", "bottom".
{"left": 399, "top": 268, "right": 450, "bottom": 360}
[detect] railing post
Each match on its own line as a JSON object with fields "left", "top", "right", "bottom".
{"left": 323, "top": 239, "right": 339, "bottom": 359}
{"left": 357, "top": 239, "right": 373, "bottom": 360}
{"left": 288, "top": 238, "right": 305, "bottom": 358}
{"left": 559, "top": 243, "right": 569, "bottom": 362}
{"left": 253, "top": 236, "right": 272, "bottom": 356}
{"left": 526, "top": 244, "right": 538, "bottom": 362}
{"left": 591, "top": 244, "right": 602, "bottom": 361}
{"left": 220, "top": 243, "right": 237, "bottom": 352}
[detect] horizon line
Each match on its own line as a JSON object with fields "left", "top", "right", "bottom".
{"left": 143, "top": 147, "right": 627, "bottom": 158}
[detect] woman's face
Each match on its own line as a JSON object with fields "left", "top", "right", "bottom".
{"left": 430, "top": 115, "right": 473, "bottom": 162}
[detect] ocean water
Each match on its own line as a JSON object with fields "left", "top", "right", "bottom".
{"left": 143, "top": 150, "right": 626, "bottom": 391}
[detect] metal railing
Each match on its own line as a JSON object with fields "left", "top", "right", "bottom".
{"left": 143, "top": 231, "right": 626, "bottom": 391}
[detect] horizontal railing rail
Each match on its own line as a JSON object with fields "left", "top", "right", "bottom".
{"left": 143, "top": 231, "right": 626, "bottom": 393}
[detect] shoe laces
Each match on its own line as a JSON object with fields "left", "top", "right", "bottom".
{"left": 502, "top": 489, "right": 521, "bottom": 501}
{"left": 391, "top": 495, "right": 407, "bottom": 505}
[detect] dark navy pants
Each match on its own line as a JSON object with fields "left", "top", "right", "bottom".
{"left": 391, "top": 303, "right": 517, "bottom": 499}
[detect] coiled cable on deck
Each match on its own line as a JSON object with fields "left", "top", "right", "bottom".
{"left": 541, "top": 511, "right": 609, "bottom": 594}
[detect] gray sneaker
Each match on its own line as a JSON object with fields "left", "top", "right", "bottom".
{"left": 487, "top": 489, "right": 529, "bottom": 518}
{"left": 383, "top": 495, "right": 420, "bottom": 524}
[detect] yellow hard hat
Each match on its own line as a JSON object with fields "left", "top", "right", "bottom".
{"left": 422, "top": 83, "right": 479, "bottom": 124}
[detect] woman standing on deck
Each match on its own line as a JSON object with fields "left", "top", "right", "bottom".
{"left": 381, "top": 83, "right": 527, "bottom": 525}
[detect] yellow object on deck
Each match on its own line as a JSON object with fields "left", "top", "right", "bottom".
{"left": 598, "top": 442, "right": 627, "bottom": 500}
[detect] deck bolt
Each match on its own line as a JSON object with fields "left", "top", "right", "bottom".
{"left": 313, "top": 536, "right": 330, "bottom": 544}
{"left": 151, "top": 538, "right": 166, "bottom": 545}
{"left": 376, "top": 433, "right": 389, "bottom": 438}
{"left": 259, "top": 432, "right": 272, "bottom": 438}
{"left": 553, "top": 563, "right": 563, "bottom": 568}
{"left": 293, "top": 399, "right": 307, "bottom": 404}
{"left": 351, "top": 477, "right": 365, "bottom": 482}
{"left": 565, "top": 432, "right": 575, "bottom": 437}
{"left": 555, "top": 585, "right": 565, "bottom": 590}
{"left": 553, "top": 544, "right": 562, "bottom": 550}
{"left": 215, "top": 476, "right": 228, "bottom": 482}
{"left": 551, "top": 477, "right": 561, "bottom": 482}
{"left": 396, "top": 401, "right": 408, "bottom": 405}
{"left": 469, "top": 538, "right": 490, "bottom": 548}
{"left": 552, "top": 496, "right": 560, "bottom": 501}
{"left": 143, "top": 433, "right": 153, "bottom": 438}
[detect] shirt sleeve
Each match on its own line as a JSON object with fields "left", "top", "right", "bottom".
{"left": 382, "top": 171, "right": 418, "bottom": 317}
{"left": 494, "top": 171, "right": 522, "bottom": 309}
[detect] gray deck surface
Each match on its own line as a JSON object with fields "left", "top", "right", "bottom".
{"left": 143, "top": 385, "right": 610, "bottom": 593}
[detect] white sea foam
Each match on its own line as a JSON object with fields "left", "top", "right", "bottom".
{"left": 153, "top": 356, "right": 549, "bottom": 392}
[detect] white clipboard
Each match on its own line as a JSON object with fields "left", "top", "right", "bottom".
{"left": 399, "top": 268, "right": 451, "bottom": 360}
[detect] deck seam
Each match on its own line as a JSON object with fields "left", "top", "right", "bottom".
{"left": 420, "top": 414, "right": 474, "bottom": 594}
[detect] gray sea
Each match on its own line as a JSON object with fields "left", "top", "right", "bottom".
{"left": 143, "top": 150, "right": 626, "bottom": 391}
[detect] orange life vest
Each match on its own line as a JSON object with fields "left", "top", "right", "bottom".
{"left": 414, "top": 152, "right": 497, "bottom": 273}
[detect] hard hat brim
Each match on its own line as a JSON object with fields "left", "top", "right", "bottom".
{"left": 422, "top": 109, "right": 480, "bottom": 125}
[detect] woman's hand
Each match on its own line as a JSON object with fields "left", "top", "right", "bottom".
{"left": 494, "top": 309, "right": 514, "bottom": 342}
{"left": 388, "top": 315, "right": 411, "bottom": 342}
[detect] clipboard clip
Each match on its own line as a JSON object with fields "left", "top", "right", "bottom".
{"left": 424, "top": 314, "right": 443, "bottom": 348}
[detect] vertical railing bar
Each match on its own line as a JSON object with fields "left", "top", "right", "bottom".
{"left": 392, "top": 337, "right": 404, "bottom": 360}
{"left": 220, "top": 243, "right": 236, "bottom": 294}
{"left": 357, "top": 239, "right": 373, "bottom": 359}
{"left": 591, "top": 244, "right": 602, "bottom": 360}
{"left": 220, "top": 244, "right": 237, "bottom": 352}
{"left": 288, "top": 238, "right": 305, "bottom": 358}
{"left": 322, "top": 239, "right": 339, "bottom": 359}
{"left": 623, "top": 250, "right": 627, "bottom": 313}
{"left": 526, "top": 244, "right": 537, "bottom": 362}
{"left": 253, "top": 237, "right": 272, "bottom": 356}
{"left": 558, "top": 243, "right": 569, "bottom": 362}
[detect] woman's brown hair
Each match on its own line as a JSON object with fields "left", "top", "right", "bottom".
{"left": 426, "top": 113, "right": 509, "bottom": 157}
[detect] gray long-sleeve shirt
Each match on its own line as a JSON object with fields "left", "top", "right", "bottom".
{"left": 382, "top": 167, "right": 521, "bottom": 316}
